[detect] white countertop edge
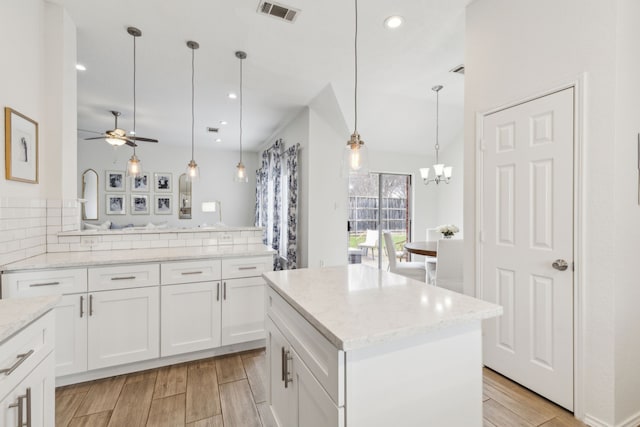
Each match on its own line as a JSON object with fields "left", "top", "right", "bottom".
{"left": 0, "top": 295, "right": 60, "bottom": 343}
{"left": 58, "top": 226, "right": 263, "bottom": 237}
{"left": 1, "top": 245, "right": 276, "bottom": 272}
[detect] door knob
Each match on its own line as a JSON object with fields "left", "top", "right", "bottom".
{"left": 552, "top": 259, "right": 568, "bottom": 271}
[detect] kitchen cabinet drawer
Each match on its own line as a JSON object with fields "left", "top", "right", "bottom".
{"left": 160, "top": 259, "right": 221, "bottom": 285}
{"left": 221, "top": 256, "right": 272, "bottom": 279}
{"left": 1, "top": 269, "right": 87, "bottom": 298}
{"left": 88, "top": 263, "right": 159, "bottom": 291}
{"left": 0, "top": 311, "right": 54, "bottom": 401}
{"left": 267, "top": 288, "right": 344, "bottom": 406}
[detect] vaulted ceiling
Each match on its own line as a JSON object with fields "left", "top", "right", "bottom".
{"left": 56, "top": 0, "right": 468, "bottom": 154}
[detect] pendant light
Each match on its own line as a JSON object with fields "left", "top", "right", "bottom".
{"left": 342, "top": 0, "right": 369, "bottom": 176}
{"left": 234, "top": 51, "right": 248, "bottom": 183}
{"left": 126, "top": 27, "right": 142, "bottom": 177}
{"left": 420, "top": 85, "right": 452, "bottom": 185}
{"left": 185, "top": 40, "right": 200, "bottom": 182}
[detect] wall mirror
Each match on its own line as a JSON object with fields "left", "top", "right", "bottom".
{"left": 178, "top": 173, "right": 192, "bottom": 219}
{"left": 81, "top": 168, "right": 99, "bottom": 220}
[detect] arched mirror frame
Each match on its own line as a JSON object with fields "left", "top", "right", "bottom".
{"left": 81, "top": 168, "right": 99, "bottom": 220}
{"left": 178, "top": 173, "right": 192, "bottom": 220}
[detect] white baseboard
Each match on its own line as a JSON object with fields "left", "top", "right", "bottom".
{"left": 583, "top": 411, "right": 640, "bottom": 427}
{"left": 618, "top": 411, "right": 640, "bottom": 427}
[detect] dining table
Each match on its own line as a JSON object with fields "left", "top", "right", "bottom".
{"left": 404, "top": 241, "right": 437, "bottom": 257}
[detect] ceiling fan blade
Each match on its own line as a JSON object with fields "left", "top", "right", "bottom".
{"left": 130, "top": 136, "right": 159, "bottom": 143}
{"left": 125, "top": 140, "right": 138, "bottom": 147}
{"left": 84, "top": 136, "right": 107, "bottom": 140}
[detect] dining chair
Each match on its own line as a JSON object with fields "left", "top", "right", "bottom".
{"left": 383, "top": 232, "right": 426, "bottom": 282}
{"left": 424, "top": 228, "right": 440, "bottom": 284}
{"left": 434, "top": 238, "right": 464, "bottom": 293}
{"left": 358, "top": 229, "right": 379, "bottom": 259}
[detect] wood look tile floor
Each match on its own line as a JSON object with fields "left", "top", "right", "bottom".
{"left": 56, "top": 349, "right": 586, "bottom": 427}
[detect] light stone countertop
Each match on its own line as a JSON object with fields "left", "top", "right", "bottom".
{"left": 1, "top": 244, "right": 275, "bottom": 272}
{"left": 263, "top": 265, "right": 503, "bottom": 351}
{"left": 0, "top": 295, "right": 60, "bottom": 343}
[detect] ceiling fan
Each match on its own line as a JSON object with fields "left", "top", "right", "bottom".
{"left": 82, "top": 110, "right": 158, "bottom": 147}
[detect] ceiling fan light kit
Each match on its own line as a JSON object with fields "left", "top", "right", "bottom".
{"left": 185, "top": 40, "right": 200, "bottom": 182}
{"left": 421, "top": 85, "right": 452, "bottom": 185}
{"left": 234, "top": 50, "right": 249, "bottom": 183}
{"left": 343, "top": 0, "right": 369, "bottom": 176}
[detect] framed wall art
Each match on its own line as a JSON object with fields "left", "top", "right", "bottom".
{"left": 106, "top": 194, "right": 126, "bottom": 215}
{"left": 131, "top": 172, "right": 150, "bottom": 192}
{"left": 105, "top": 170, "right": 125, "bottom": 192}
{"left": 154, "top": 195, "right": 172, "bottom": 215}
{"left": 4, "top": 107, "right": 38, "bottom": 183}
{"left": 131, "top": 194, "right": 149, "bottom": 215}
{"left": 154, "top": 172, "right": 172, "bottom": 192}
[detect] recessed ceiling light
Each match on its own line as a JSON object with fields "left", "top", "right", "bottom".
{"left": 220, "top": 120, "right": 228, "bottom": 125}
{"left": 215, "top": 138, "right": 222, "bottom": 143}
{"left": 228, "top": 93, "right": 237, "bottom": 99}
{"left": 384, "top": 15, "right": 404, "bottom": 29}
{"left": 76, "top": 64, "right": 87, "bottom": 71}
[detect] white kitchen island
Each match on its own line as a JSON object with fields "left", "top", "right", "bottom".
{"left": 263, "top": 265, "right": 502, "bottom": 427}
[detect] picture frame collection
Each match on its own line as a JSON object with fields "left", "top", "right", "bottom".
{"left": 105, "top": 171, "right": 173, "bottom": 215}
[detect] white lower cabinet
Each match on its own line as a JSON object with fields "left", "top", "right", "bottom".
{"left": 88, "top": 287, "right": 160, "bottom": 370}
{"left": 221, "top": 277, "right": 266, "bottom": 346}
{"left": 267, "top": 319, "right": 293, "bottom": 427}
{"left": 55, "top": 294, "right": 88, "bottom": 376}
{"left": 161, "top": 282, "right": 222, "bottom": 356}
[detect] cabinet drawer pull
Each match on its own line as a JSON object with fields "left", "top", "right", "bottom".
{"left": 223, "top": 282, "right": 227, "bottom": 300}
{"left": 29, "top": 281, "right": 60, "bottom": 287}
{"left": 8, "top": 393, "right": 25, "bottom": 427}
{"left": 216, "top": 282, "right": 220, "bottom": 301}
{"left": 181, "top": 271, "right": 203, "bottom": 275}
{"left": 238, "top": 266, "right": 257, "bottom": 271}
{"left": 281, "top": 347, "right": 286, "bottom": 383}
{"left": 284, "top": 349, "right": 293, "bottom": 388}
{"left": 111, "top": 276, "right": 136, "bottom": 281}
{"left": 80, "top": 295, "right": 84, "bottom": 318}
{"left": 25, "top": 387, "right": 32, "bottom": 427}
{"left": 0, "top": 349, "right": 34, "bottom": 376}
{"left": 89, "top": 294, "right": 94, "bottom": 316}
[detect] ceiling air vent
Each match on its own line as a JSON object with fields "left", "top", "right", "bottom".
{"left": 449, "top": 64, "right": 465, "bottom": 75}
{"left": 257, "top": 1, "right": 300, "bottom": 23}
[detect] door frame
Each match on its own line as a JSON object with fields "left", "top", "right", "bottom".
{"left": 474, "top": 75, "right": 585, "bottom": 419}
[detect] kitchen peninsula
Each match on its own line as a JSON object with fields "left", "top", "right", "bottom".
{"left": 263, "top": 265, "right": 502, "bottom": 427}
{"left": 1, "top": 228, "right": 275, "bottom": 386}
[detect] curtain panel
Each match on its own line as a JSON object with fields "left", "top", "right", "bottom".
{"left": 255, "top": 139, "right": 299, "bottom": 270}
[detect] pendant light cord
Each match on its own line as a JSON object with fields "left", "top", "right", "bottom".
{"left": 354, "top": 0, "right": 358, "bottom": 133}
{"left": 132, "top": 34, "right": 137, "bottom": 156}
{"left": 239, "top": 57, "right": 243, "bottom": 164}
{"left": 435, "top": 88, "right": 439, "bottom": 164}
{"left": 191, "top": 46, "right": 195, "bottom": 161}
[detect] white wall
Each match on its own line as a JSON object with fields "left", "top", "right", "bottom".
{"left": 466, "top": 0, "right": 620, "bottom": 424}
{"left": 77, "top": 142, "right": 258, "bottom": 227}
{"left": 614, "top": 0, "right": 640, "bottom": 423}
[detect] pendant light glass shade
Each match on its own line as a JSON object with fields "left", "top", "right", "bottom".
{"left": 234, "top": 51, "right": 249, "bottom": 183}
{"left": 342, "top": 0, "right": 369, "bottom": 176}
{"left": 185, "top": 40, "right": 200, "bottom": 182}
{"left": 126, "top": 27, "right": 143, "bottom": 177}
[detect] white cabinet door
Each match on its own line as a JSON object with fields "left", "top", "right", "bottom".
{"left": 292, "top": 349, "right": 343, "bottom": 427}
{"left": 55, "top": 294, "right": 88, "bottom": 376}
{"left": 0, "top": 353, "right": 55, "bottom": 427}
{"left": 161, "top": 282, "right": 222, "bottom": 357}
{"left": 221, "top": 277, "right": 265, "bottom": 346}
{"left": 87, "top": 287, "right": 160, "bottom": 370}
{"left": 267, "top": 319, "right": 293, "bottom": 427}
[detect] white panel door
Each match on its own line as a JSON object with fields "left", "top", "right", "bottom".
{"left": 161, "top": 282, "right": 222, "bottom": 356}
{"left": 88, "top": 287, "right": 160, "bottom": 370}
{"left": 221, "top": 277, "right": 265, "bottom": 346}
{"left": 55, "top": 294, "right": 88, "bottom": 376}
{"left": 480, "top": 88, "right": 574, "bottom": 410}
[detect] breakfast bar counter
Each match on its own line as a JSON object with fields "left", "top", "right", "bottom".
{"left": 262, "top": 265, "right": 502, "bottom": 427}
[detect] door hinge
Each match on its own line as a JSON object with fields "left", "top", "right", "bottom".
{"left": 478, "top": 230, "right": 484, "bottom": 243}
{"left": 478, "top": 138, "right": 486, "bottom": 152}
